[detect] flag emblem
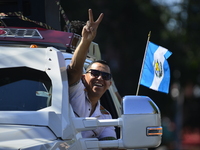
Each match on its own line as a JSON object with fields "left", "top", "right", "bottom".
{"left": 140, "top": 41, "right": 172, "bottom": 93}
{"left": 154, "top": 60, "right": 163, "bottom": 78}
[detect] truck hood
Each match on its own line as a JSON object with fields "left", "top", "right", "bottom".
{"left": 0, "top": 125, "right": 57, "bottom": 149}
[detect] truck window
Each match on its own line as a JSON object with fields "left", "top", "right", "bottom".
{"left": 100, "top": 90, "right": 120, "bottom": 139}
{"left": 0, "top": 67, "right": 52, "bottom": 111}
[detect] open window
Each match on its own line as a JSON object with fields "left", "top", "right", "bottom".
{"left": 100, "top": 90, "right": 120, "bottom": 139}
{"left": 0, "top": 67, "right": 52, "bottom": 111}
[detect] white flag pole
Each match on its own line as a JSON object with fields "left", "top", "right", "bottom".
{"left": 136, "top": 31, "right": 151, "bottom": 95}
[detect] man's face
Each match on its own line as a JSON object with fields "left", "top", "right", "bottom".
{"left": 82, "top": 62, "right": 112, "bottom": 99}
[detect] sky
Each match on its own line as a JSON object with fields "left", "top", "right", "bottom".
{"left": 151, "top": 0, "right": 184, "bottom": 13}
{"left": 151, "top": 0, "right": 187, "bottom": 31}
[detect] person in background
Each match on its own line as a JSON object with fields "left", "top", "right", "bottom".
{"left": 68, "top": 20, "right": 86, "bottom": 35}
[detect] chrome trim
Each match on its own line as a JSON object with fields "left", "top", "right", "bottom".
{"left": 0, "top": 28, "right": 43, "bottom": 39}
{"left": 122, "top": 96, "right": 160, "bottom": 114}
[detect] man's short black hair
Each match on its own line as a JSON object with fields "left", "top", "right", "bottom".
{"left": 86, "top": 60, "right": 110, "bottom": 72}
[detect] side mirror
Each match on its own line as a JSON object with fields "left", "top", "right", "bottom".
{"left": 121, "top": 96, "right": 162, "bottom": 149}
{"left": 71, "top": 96, "right": 162, "bottom": 149}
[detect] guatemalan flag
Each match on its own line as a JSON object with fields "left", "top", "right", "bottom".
{"left": 140, "top": 41, "right": 172, "bottom": 93}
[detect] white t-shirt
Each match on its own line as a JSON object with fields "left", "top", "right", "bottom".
{"left": 69, "top": 81, "right": 117, "bottom": 140}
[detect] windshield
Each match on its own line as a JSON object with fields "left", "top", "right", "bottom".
{"left": 0, "top": 67, "right": 52, "bottom": 111}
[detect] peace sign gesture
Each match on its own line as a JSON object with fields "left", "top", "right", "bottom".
{"left": 82, "top": 9, "right": 104, "bottom": 42}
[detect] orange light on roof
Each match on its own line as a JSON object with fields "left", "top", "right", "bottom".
{"left": 30, "top": 44, "right": 38, "bottom": 48}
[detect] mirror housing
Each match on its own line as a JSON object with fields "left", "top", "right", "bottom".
{"left": 121, "top": 96, "right": 162, "bottom": 149}
{"left": 71, "top": 96, "right": 162, "bottom": 149}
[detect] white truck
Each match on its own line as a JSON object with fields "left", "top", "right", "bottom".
{"left": 0, "top": 26, "right": 162, "bottom": 150}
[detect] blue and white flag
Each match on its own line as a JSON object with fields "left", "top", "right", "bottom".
{"left": 140, "top": 41, "right": 172, "bottom": 93}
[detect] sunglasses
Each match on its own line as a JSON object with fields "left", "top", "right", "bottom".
{"left": 86, "top": 69, "right": 112, "bottom": 80}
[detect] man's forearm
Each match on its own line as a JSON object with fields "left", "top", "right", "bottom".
{"left": 68, "top": 38, "right": 91, "bottom": 85}
{"left": 67, "top": 9, "right": 103, "bottom": 86}
{"left": 70, "top": 39, "right": 91, "bottom": 70}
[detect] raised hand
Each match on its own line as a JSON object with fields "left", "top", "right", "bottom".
{"left": 82, "top": 9, "right": 104, "bottom": 42}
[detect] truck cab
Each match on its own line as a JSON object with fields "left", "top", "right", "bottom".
{"left": 0, "top": 1, "right": 162, "bottom": 149}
